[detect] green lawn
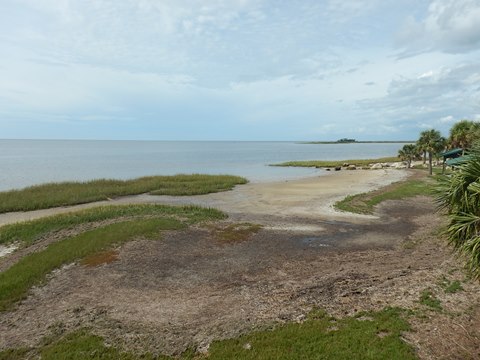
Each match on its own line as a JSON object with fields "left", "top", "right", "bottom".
{"left": 0, "top": 174, "right": 247, "bottom": 213}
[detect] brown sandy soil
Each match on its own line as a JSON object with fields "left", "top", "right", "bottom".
{"left": 0, "top": 169, "right": 479, "bottom": 359}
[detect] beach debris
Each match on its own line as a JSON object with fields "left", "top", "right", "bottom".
{"left": 370, "top": 163, "right": 383, "bottom": 170}
{"left": 347, "top": 165, "right": 356, "bottom": 170}
{"left": 197, "top": 341, "right": 210, "bottom": 355}
{"left": 335, "top": 166, "right": 341, "bottom": 171}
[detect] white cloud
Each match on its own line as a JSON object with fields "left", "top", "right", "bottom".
{"left": 1, "top": 0, "right": 479, "bottom": 140}
{"left": 396, "top": 0, "right": 480, "bottom": 54}
{"left": 439, "top": 115, "right": 455, "bottom": 123}
{"left": 325, "top": 0, "right": 381, "bottom": 23}
{"left": 358, "top": 62, "right": 480, "bottom": 134}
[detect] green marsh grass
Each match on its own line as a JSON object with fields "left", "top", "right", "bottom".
{"left": 0, "top": 218, "right": 186, "bottom": 311}
{"left": 0, "top": 204, "right": 226, "bottom": 247}
{"left": 0, "top": 308, "right": 415, "bottom": 360}
{"left": 0, "top": 174, "right": 247, "bottom": 213}
{"left": 272, "top": 157, "right": 399, "bottom": 168}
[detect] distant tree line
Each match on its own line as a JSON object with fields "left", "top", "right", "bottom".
{"left": 397, "top": 119, "right": 480, "bottom": 175}
{"left": 336, "top": 138, "right": 356, "bottom": 143}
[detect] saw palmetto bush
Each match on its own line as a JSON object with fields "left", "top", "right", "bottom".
{"left": 437, "top": 144, "right": 480, "bottom": 278}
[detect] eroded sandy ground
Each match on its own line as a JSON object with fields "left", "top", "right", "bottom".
{"left": 0, "top": 169, "right": 479, "bottom": 359}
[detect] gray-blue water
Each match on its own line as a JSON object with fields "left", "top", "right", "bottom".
{"left": 0, "top": 140, "right": 407, "bottom": 191}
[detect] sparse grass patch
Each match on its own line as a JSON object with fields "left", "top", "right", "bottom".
{"left": 0, "top": 308, "right": 415, "bottom": 359}
{"left": 39, "top": 329, "right": 163, "bottom": 360}
{"left": 0, "top": 218, "right": 185, "bottom": 311}
{"left": 439, "top": 277, "right": 463, "bottom": 294}
{"left": 198, "top": 307, "right": 415, "bottom": 359}
{"left": 210, "top": 223, "right": 262, "bottom": 244}
{"left": 419, "top": 289, "right": 442, "bottom": 311}
{"left": 0, "top": 204, "right": 226, "bottom": 247}
{"left": 272, "top": 157, "right": 399, "bottom": 168}
{"left": 0, "top": 348, "right": 31, "bottom": 360}
{"left": 0, "top": 174, "right": 247, "bottom": 213}
{"left": 335, "top": 178, "right": 433, "bottom": 214}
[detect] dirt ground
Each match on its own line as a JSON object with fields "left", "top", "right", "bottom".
{"left": 0, "top": 170, "right": 479, "bottom": 359}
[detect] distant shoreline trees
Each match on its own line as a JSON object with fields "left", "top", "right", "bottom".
{"left": 336, "top": 138, "right": 356, "bottom": 143}
{"left": 397, "top": 144, "right": 418, "bottom": 168}
{"left": 448, "top": 120, "right": 480, "bottom": 152}
{"left": 402, "top": 119, "right": 480, "bottom": 175}
{"left": 416, "top": 129, "right": 446, "bottom": 175}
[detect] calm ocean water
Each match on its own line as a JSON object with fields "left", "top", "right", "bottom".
{"left": 0, "top": 140, "right": 407, "bottom": 191}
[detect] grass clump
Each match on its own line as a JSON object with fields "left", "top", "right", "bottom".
{"left": 0, "top": 204, "right": 226, "bottom": 247}
{"left": 272, "top": 157, "right": 399, "bottom": 168}
{"left": 335, "top": 178, "right": 432, "bottom": 214}
{"left": 439, "top": 277, "right": 463, "bottom": 294}
{"left": 0, "top": 218, "right": 184, "bottom": 311}
{"left": 0, "top": 174, "right": 247, "bottom": 213}
{"left": 1, "top": 308, "right": 415, "bottom": 359}
{"left": 419, "top": 289, "right": 442, "bottom": 311}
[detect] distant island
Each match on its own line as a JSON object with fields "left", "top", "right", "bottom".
{"left": 301, "top": 139, "right": 414, "bottom": 144}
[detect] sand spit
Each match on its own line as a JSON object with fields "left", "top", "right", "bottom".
{"left": 0, "top": 169, "right": 407, "bottom": 228}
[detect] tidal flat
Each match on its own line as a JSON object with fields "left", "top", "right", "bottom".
{"left": 0, "top": 168, "right": 479, "bottom": 359}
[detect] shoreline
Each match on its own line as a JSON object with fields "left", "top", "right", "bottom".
{"left": 0, "top": 169, "right": 408, "bottom": 228}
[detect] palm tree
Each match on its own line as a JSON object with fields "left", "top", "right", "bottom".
{"left": 436, "top": 144, "right": 480, "bottom": 278}
{"left": 449, "top": 120, "right": 480, "bottom": 152}
{"left": 416, "top": 134, "right": 428, "bottom": 165}
{"left": 398, "top": 144, "right": 418, "bottom": 168}
{"left": 417, "top": 129, "right": 445, "bottom": 175}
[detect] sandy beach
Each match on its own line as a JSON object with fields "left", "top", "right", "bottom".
{"left": 0, "top": 169, "right": 407, "bottom": 228}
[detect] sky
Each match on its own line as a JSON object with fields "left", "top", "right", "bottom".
{"left": 0, "top": 0, "right": 479, "bottom": 141}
